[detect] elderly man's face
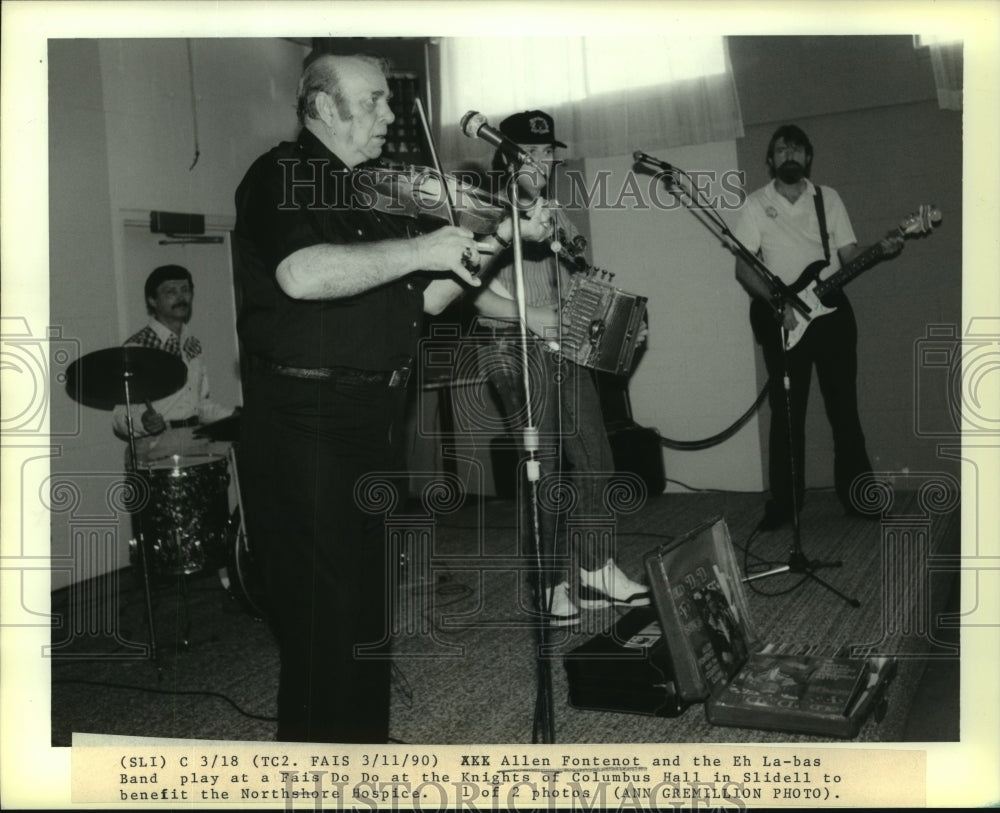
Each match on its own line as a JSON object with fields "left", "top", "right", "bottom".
{"left": 325, "top": 59, "right": 396, "bottom": 168}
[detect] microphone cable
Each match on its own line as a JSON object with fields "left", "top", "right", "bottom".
{"left": 51, "top": 677, "right": 278, "bottom": 723}
{"left": 657, "top": 378, "right": 770, "bottom": 451}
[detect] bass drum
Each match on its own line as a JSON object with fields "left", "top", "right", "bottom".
{"left": 224, "top": 506, "right": 268, "bottom": 621}
{"left": 136, "top": 452, "right": 230, "bottom": 577}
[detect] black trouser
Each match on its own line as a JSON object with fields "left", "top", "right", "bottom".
{"left": 239, "top": 367, "right": 407, "bottom": 743}
{"left": 750, "top": 295, "right": 873, "bottom": 515}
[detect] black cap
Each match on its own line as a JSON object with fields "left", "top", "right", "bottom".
{"left": 144, "top": 264, "right": 192, "bottom": 302}
{"left": 498, "top": 110, "right": 566, "bottom": 148}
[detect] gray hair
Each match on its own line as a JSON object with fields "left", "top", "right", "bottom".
{"left": 295, "top": 53, "right": 390, "bottom": 126}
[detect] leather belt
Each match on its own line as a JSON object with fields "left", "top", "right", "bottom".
{"left": 251, "top": 356, "right": 412, "bottom": 388}
{"left": 168, "top": 416, "right": 200, "bottom": 428}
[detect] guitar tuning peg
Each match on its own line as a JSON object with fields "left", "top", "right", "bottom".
{"left": 609, "top": 272, "right": 616, "bottom": 282}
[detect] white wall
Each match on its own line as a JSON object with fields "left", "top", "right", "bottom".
{"left": 584, "top": 141, "right": 765, "bottom": 492}
{"left": 48, "top": 38, "right": 309, "bottom": 589}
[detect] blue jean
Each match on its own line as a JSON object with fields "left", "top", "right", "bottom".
{"left": 477, "top": 329, "right": 616, "bottom": 589}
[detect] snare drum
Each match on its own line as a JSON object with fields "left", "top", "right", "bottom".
{"left": 136, "top": 452, "right": 230, "bottom": 576}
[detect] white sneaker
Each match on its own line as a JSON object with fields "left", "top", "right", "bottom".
{"left": 580, "top": 559, "right": 651, "bottom": 607}
{"left": 545, "top": 581, "right": 580, "bottom": 626}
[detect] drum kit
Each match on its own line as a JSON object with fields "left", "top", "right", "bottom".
{"left": 66, "top": 346, "right": 266, "bottom": 659}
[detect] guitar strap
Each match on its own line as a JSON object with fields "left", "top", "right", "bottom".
{"left": 813, "top": 185, "right": 831, "bottom": 265}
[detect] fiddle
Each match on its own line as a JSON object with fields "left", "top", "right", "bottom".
{"left": 354, "top": 162, "right": 511, "bottom": 237}
{"left": 356, "top": 100, "right": 554, "bottom": 263}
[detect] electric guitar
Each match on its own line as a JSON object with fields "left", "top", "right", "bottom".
{"left": 783, "top": 204, "right": 942, "bottom": 350}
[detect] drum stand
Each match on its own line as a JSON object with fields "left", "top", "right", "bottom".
{"left": 121, "top": 376, "right": 161, "bottom": 669}
{"left": 66, "top": 345, "right": 187, "bottom": 671}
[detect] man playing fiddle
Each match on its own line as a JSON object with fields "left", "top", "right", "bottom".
{"left": 232, "top": 53, "right": 549, "bottom": 743}
{"left": 470, "top": 110, "right": 650, "bottom": 626}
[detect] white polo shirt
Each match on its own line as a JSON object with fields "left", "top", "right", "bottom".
{"left": 733, "top": 179, "right": 857, "bottom": 286}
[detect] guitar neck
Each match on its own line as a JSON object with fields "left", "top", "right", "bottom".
{"left": 813, "top": 242, "right": 886, "bottom": 298}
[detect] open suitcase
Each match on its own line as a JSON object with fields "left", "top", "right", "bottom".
{"left": 565, "top": 516, "right": 895, "bottom": 738}
{"left": 642, "top": 516, "right": 897, "bottom": 738}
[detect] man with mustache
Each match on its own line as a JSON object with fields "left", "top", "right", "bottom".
{"left": 732, "top": 125, "right": 903, "bottom": 531}
{"left": 112, "top": 264, "right": 234, "bottom": 463}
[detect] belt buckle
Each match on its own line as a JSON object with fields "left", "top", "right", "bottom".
{"left": 388, "top": 366, "right": 411, "bottom": 388}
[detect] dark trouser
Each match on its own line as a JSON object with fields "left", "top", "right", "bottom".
{"left": 239, "top": 367, "right": 406, "bottom": 743}
{"left": 476, "top": 331, "right": 615, "bottom": 589}
{"left": 750, "top": 295, "right": 873, "bottom": 516}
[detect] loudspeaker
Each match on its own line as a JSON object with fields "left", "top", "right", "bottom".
{"left": 150, "top": 210, "right": 206, "bottom": 235}
{"left": 608, "top": 424, "right": 666, "bottom": 497}
{"left": 596, "top": 370, "right": 666, "bottom": 496}
{"left": 565, "top": 606, "right": 689, "bottom": 717}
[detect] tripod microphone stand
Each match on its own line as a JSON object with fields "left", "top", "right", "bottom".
{"left": 740, "top": 313, "right": 861, "bottom": 608}
{"left": 634, "top": 152, "right": 859, "bottom": 608}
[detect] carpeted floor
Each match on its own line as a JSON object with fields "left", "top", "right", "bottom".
{"left": 50, "top": 488, "right": 960, "bottom": 746}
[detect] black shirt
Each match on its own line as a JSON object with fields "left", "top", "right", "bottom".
{"left": 233, "top": 128, "right": 426, "bottom": 371}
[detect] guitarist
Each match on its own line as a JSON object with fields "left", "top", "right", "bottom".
{"left": 732, "top": 124, "right": 904, "bottom": 531}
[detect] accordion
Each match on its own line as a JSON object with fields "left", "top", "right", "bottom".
{"left": 559, "top": 272, "right": 647, "bottom": 375}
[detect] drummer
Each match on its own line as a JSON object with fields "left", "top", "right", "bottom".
{"left": 112, "top": 264, "right": 235, "bottom": 465}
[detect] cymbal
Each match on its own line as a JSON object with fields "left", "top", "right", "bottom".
{"left": 66, "top": 346, "right": 187, "bottom": 409}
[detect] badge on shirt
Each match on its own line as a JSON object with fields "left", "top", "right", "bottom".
{"left": 765, "top": 206, "right": 778, "bottom": 219}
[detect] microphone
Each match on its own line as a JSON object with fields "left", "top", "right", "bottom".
{"left": 461, "top": 111, "right": 543, "bottom": 170}
{"left": 632, "top": 150, "right": 676, "bottom": 172}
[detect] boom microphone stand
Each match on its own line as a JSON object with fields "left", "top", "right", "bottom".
{"left": 633, "top": 152, "right": 859, "bottom": 608}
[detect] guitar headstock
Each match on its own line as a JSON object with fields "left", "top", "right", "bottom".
{"left": 898, "top": 204, "right": 943, "bottom": 237}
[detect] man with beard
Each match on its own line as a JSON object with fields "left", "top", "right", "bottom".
{"left": 112, "top": 264, "right": 234, "bottom": 464}
{"left": 732, "top": 125, "right": 904, "bottom": 530}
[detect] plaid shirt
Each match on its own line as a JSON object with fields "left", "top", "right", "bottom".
{"left": 124, "top": 324, "right": 203, "bottom": 362}
{"left": 111, "top": 319, "right": 231, "bottom": 439}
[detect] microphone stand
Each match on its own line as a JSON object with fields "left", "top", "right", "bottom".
{"left": 503, "top": 161, "right": 556, "bottom": 744}
{"left": 429, "top": 102, "right": 554, "bottom": 738}
{"left": 638, "top": 157, "right": 858, "bottom": 608}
